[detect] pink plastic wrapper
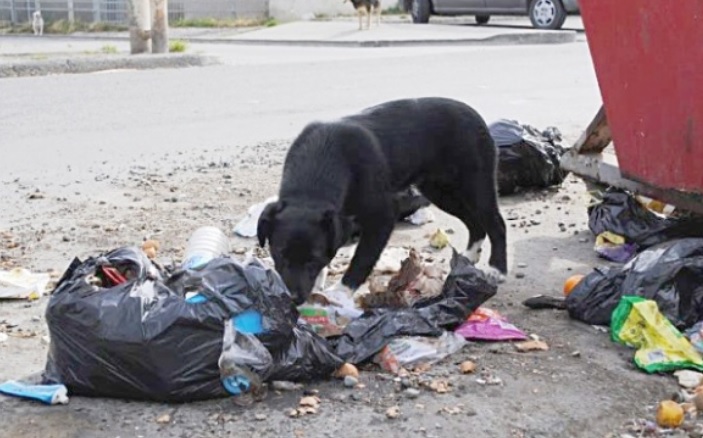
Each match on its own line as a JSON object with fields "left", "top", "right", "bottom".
{"left": 455, "top": 308, "right": 528, "bottom": 341}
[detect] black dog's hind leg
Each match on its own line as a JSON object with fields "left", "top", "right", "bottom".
{"left": 341, "top": 200, "right": 396, "bottom": 290}
{"left": 461, "top": 171, "right": 508, "bottom": 279}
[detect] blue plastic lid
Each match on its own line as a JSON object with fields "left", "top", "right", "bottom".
{"left": 222, "top": 375, "right": 251, "bottom": 395}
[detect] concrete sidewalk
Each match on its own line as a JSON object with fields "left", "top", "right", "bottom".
{"left": 1, "top": 19, "right": 578, "bottom": 48}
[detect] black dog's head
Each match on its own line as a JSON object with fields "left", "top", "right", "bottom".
{"left": 257, "top": 200, "right": 353, "bottom": 305}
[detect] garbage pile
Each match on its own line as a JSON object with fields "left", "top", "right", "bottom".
{"left": 11, "top": 230, "right": 509, "bottom": 404}
{"left": 488, "top": 119, "right": 569, "bottom": 196}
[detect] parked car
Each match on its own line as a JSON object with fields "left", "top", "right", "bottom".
{"left": 402, "top": 0, "right": 579, "bottom": 30}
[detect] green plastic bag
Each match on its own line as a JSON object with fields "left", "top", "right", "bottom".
{"left": 611, "top": 296, "right": 703, "bottom": 373}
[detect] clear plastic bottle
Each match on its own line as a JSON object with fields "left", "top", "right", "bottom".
{"left": 182, "top": 226, "right": 230, "bottom": 270}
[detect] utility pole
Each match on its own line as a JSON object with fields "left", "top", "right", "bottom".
{"left": 151, "top": 0, "right": 168, "bottom": 53}
{"left": 128, "top": 0, "right": 151, "bottom": 54}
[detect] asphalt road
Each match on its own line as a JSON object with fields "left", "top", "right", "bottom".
{"left": 0, "top": 39, "right": 600, "bottom": 198}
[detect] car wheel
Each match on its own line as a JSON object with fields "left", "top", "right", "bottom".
{"left": 475, "top": 14, "right": 490, "bottom": 25}
{"left": 411, "top": 0, "right": 431, "bottom": 24}
{"left": 529, "top": 0, "right": 567, "bottom": 30}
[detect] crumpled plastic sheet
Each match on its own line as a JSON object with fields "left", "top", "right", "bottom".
{"left": 332, "top": 250, "right": 497, "bottom": 364}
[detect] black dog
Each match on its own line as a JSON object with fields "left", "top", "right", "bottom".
{"left": 258, "top": 97, "right": 507, "bottom": 305}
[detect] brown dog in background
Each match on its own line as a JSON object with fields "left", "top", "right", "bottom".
{"left": 344, "top": 0, "right": 381, "bottom": 30}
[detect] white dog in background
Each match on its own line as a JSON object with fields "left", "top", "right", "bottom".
{"left": 32, "top": 10, "right": 44, "bottom": 36}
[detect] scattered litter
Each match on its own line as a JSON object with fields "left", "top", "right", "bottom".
{"left": 271, "top": 381, "right": 303, "bottom": 392}
{"left": 563, "top": 274, "right": 584, "bottom": 297}
{"left": 674, "top": 370, "right": 703, "bottom": 389}
{"left": 0, "top": 268, "right": 51, "bottom": 300}
{"left": 0, "top": 333, "right": 7, "bottom": 343}
{"left": 141, "top": 240, "right": 160, "bottom": 260}
{"left": 611, "top": 297, "right": 703, "bottom": 373}
{"left": 386, "top": 406, "right": 401, "bottom": 419}
{"left": 360, "top": 248, "right": 446, "bottom": 310}
{"left": 0, "top": 381, "right": 68, "bottom": 405}
{"left": 440, "top": 406, "right": 462, "bottom": 415}
{"left": 334, "top": 363, "right": 359, "bottom": 379}
{"left": 333, "top": 250, "right": 496, "bottom": 364}
{"left": 343, "top": 375, "right": 358, "bottom": 388}
{"left": 426, "top": 379, "right": 451, "bottom": 394}
{"left": 489, "top": 119, "right": 568, "bottom": 196}
{"left": 288, "top": 396, "right": 321, "bottom": 416}
{"left": 372, "top": 332, "right": 466, "bottom": 373}
{"left": 298, "top": 305, "right": 349, "bottom": 338}
{"left": 156, "top": 413, "right": 171, "bottom": 424}
{"left": 594, "top": 232, "right": 637, "bottom": 263}
{"left": 233, "top": 196, "right": 278, "bottom": 238}
{"left": 299, "top": 395, "right": 320, "bottom": 408}
{"left": 565, "top": 238, "right": 703, "bottom": 328}
{"left": 455, "top": 307, "right": 527, "bottom": 341}
{"left": 373, "top": 247, "right": 410, "bottom": 274}
{"left": 514, "top": 340, "right": 549, "bottom": 353}
{"left": 655, "top": 400, "right": 684, "bottom": 428}
{"left": 459, "top": 361, "right": 476, "bottom": 374}
{"left": 686, "top": 322, "right": 703, "bottom": 356}
{"left": 429, "top": 229, "right": 450, "bottom": 249}
{"left": 405, "top": 207, "right": 435, "bottom": 226}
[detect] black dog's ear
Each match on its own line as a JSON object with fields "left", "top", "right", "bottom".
{"left": 257, "top": 200, "right": 285, "bottom": 248}
{"left": 321, "top": 209, "right": 354, "bottom": 256}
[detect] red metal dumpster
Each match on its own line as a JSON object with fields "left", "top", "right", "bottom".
{"left": 570, "top": 0, "right": 703, "bottom": 204}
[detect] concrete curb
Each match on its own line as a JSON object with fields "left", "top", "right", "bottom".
{"left": 0, "top": 29, "right": 577, "bottom": 48}
{"left": 217, "top": 30, "right": 578, "bottom": 47}
{"left": 0, "top": 53, "right": 218, "bottom": 78}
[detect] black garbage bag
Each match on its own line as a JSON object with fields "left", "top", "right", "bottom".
{"left": 43, "top": 247, "right": 341, "bottom": 402}
{"left": 332, "top": 250, "right": 497, "bottom": 364}
{"left": 489, "top": 119, "right": 568, "bottom": 196}
{"left": 565, "top": 238, "right": 703, "bottom": 328}
{"left": 588, "top": 188, "right": 703, "bottom": 249}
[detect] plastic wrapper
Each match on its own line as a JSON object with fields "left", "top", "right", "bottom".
{"left": 373, "top": 332, "right": 466, "bottom": 373}
{"left": 43, "top": 247, "right": 342, "bottom": 402}
{"left": 565, "top": 238, "right": 703, "bottom": 328}
{"left": 454, "top": 307, "right": 527, "bottom": 341}
{"left": 489, "top": 119, "right": 568, "bottom": 196}
{"left": 588, "top": 188, "right": 703, "bottom": 250}
{"left": 611, "top": 296, "right": 703, "bottom": 373}
{"left": 332, "top": 250, "right": 497, "bottom": 364}
{"left": 594, "top": 231, "right": 638, "bottom": 263}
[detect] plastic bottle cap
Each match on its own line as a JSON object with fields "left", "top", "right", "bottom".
{"left": 222, "top": 375, "right": 251, "bottom": 395}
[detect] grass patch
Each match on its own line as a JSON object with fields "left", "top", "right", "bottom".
{"left": 0, "top": 20, "right": 127, "bottom": 34}
{"left": 169, "top": 39, "right": 188, "bottom": 52}
{"left": 171, "top": 17, "right": 273, "bottom": 28}
{"left": 381, "top": 6, "right": 405, "bottom": 14}
{"left": 100, "top": 44, "right": 118, "bottom": 54}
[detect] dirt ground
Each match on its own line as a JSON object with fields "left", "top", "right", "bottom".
{"left": 0, "top": 138, "right": 686, "bottom": 438}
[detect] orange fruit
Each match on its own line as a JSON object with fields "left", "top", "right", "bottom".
{"left": 563, "top": 275, "right": 585, "bottom": 296}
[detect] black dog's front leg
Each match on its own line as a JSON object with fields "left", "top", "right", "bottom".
{"left": 341, "top": 209, "right": 395, "bottom": 290}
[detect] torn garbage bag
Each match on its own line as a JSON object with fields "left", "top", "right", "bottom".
{"left": 332, "top": 250, "right": 497, "bottom": 364}
{"left": 565, "top": 238, "right": 703, "bottom": 328}
{"left": 588, "top": 188, "right": 703, "bottom": 250}
{"left": 43, "top": 247, "right": 342, "bottom": 402}
{"left": 488, "top": 119, "right": 568, "bottom": 196}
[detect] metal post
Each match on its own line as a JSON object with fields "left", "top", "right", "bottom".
{"left": 10, "top": 0, "right": 17, "bottom": 24}
{"left": 128, "top": 0, "right": 152, "bottom": 54}
{"left": 92, "top": 0, "right": 99, "bottom": 22}
{"left": 67, "top": 0, "right": 75, "bottom": 22}
{"left": 150, "top": 0, "right": 168, "bottom": 53}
